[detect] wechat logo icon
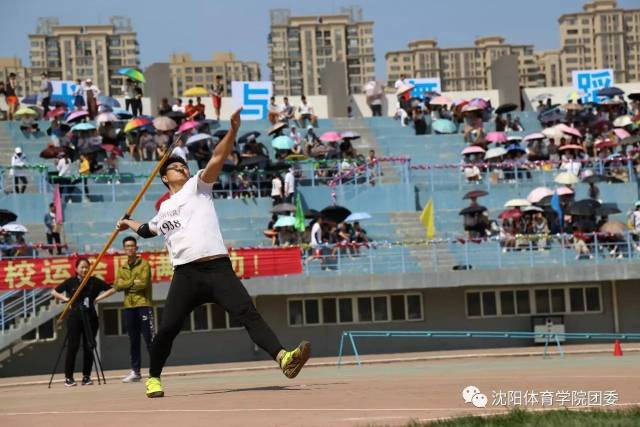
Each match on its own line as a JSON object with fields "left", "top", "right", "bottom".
{"left": 462, "top": 385, "right": 488, "bottom": 408}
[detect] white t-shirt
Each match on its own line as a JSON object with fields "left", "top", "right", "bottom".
{"left": 172, "top": 104, "right": 185, "bottom": 113}
{"left": 57, "top": 158, "right": 73, "bottom": 177}
{"left": 172, "top": 145, "right": 189, "bottom": 161}
{"left": 310, "top": 222, "right": 322, "bottom": 247}
{"left": 299, "top": 103, "right": 313, "bottom": 115}
{"left": 149, "top": 171, "right": 227, "bottom": 267}
{"left": 11, "top": 154, "right": 27, "bottom": 177}
{"left": 284, "top": 171, "right": 295, "bottom": 195}
{"left": 271, "top": 177, "right": 282, "bottom": 197}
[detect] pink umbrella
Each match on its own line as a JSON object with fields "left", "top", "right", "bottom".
{"left": 429, "top": 96, "right": 452, "bottom": 106}
{"left": 557, "top": 124, "right": 582, "bottom": 138}
{"left": 527, "top": 187, "right": 553, "bottom": 204}
{"left": 486, "top": 132, "right": 507, "bottom": 144}
{"left": 319, "top": 131, "right": 342, "bottom": 142}
{"left": 558, "top": 144, "right": 585, "bottom": 151}
{"left": 614, "top": 128, "right": 631, "bottom": 140}
{"left": 470, "top": 98, "right": 488, "bottom": 109}
{"left": 523, "top": 132, "right": 546, "bottom": 142}
{"left": 66, "top": 110, "right": 89, "bottom": 123}
{"left": 461, "top": 146, "right": 486, "bottom": 155}
{"left": 595, "top": 139, "right": 618, "bottom": 150}
{"left": 555, "top": 186, "right": 574, "bottom": 196}
{"left": 462, "top": 104, "right": 482, "bottom": 113}
{"left": 178, "top": 120, "right": 199, "bottom": 134}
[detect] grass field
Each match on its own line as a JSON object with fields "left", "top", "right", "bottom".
{"left": 406, "top": 408, "right": 640, "bottom": 427}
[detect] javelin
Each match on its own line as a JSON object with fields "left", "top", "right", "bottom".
{"left": 57, "top": 138, "right": 178, "bottom": 324}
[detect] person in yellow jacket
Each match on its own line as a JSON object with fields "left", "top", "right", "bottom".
{"left": 78, "top": 153, "right": 91, "bottom": 201}
{"left": 116, "top": 236, "right": 154, "bottom": 383}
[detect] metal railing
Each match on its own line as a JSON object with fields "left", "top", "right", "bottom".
{"left": 0, "top": 288, "right": 53, "bottom": 333}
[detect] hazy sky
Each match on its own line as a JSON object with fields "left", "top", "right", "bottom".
{"left": 2, "top": 0, "right": 638, "bottom": 78}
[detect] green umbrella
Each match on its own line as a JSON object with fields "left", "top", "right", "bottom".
{"left": 294, "top": 194, "right": 305, "bottom": 232}
{"left": 117, "top": 67, "right": 146, "bottom": 83}
{"left": 274, "top": 215, "right": 296, "bottom": 228}
{"left": 432, "top": 119, "right": 457, "bottom": 134}
{"left": 71, "top": 122, "right": 97, "bottom": 132}
{"left": 272, "top": 135, "right": 294, "bottom": 150}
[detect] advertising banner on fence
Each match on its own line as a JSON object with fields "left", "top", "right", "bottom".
{"left": 0, "top": 247, "right": 302, "bottom": 290}
{"left": 572, "top": 69, "right": 614, "bottom": 103}
{"left": 231, "top": 81, "right": 273, "bottom": 120}
{"left": 408, "top": 78, "right": 442, "bottom": 98}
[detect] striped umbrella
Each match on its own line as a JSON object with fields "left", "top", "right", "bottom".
{"left": 124, "top": 117, "right": 152, "bottom": 133}
{"left": 117, "top": 68, "right": 145, "bottom": 83}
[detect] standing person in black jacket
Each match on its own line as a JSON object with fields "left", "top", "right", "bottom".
{"left": 50, "top": 258, "right": 114, "bottom": 387}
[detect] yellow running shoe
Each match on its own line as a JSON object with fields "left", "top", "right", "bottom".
{"left": 279, "top": 341, "right": 311, "bottom": 379}
{"left": 145, "top": 377, "right": 164, "bottom": 398}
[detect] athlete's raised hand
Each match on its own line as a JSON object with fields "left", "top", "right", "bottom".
{"left": 230, "top": 108, "right": 242, "bottom": 132}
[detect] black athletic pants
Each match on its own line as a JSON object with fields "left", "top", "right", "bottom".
{"left": 65, "top": 310, "right": 99, "bottom": 379}
{"left": 149, "top": 257, "right": 283, "bottom": 377}
{"left": 124, "top": 307, "right": 154, "bottom": 373}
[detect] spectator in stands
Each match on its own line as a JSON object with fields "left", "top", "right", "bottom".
{"left": 172, "top": 98, "right": 185, "bottom": 113}
{"left": 122, "top": 78, "right": 135, "bottom": 114}
{"left": 495, "top": 113, "right": 506, "bottom": 132}
{"left": 499, "top": 218, "right": 517, "bottom": 252}
{"left": 84, "top": 79, "right": 100, "bottom": 119}
{"left": 264, "top": 214, "right": 280, "bottom": 246}
{"left": 140, "top": 130, "right": 156, "bottom": 161}
{"left": 351, "top": 221, "right": 369, "bottom": 255}
{"left": 268, "top": 96, "right": 280, "bottom": 124}
{"left": 306, "top": 217, "right": 324, "bottom": 266}
{"left": 332, "top": 222, "right": 354, "bottom": 258}
{"left": 56, "top": 152, "right": 74, "bottom": 203}
{"left": 284, "top": 167, "right": 295, "bottom": 203}
{"left": 158, "top": 98, "right": 172, "bottom": 116}
{"left": 394, "top": 74, "right": 407, "bottom": 91}
{"left": 531, "top": 213, "right": 549, "bottom": 251}
{"left": 50, "top": 258, "right": 113, "bottom": 387}
{"left": 194, "top": 97, "right": 206, "bottom": 120}
{"left": 412, "top": 108, "right": 427, "bottom": 135}
{"left": 72, "top": 79, "right": 85, "bottom": 111}
{"left": 279, "top": 97, "right": 295, "bottom": 124}
{"left": 210, "top": 75, "right": 224, "bottom": 120}
{"left": 10, "top": 147, "right": 28, "bottom": 194}
{"left": 560, "top": 151, "right": 581, "bottom": 176}
{"left": 297, "top": 96, "right": 317, "bottom": 128}
{"left": 126, "top": 132, "right": 140, "bottom": 161}
{"left": 185, "top": 99, "right": 197, "bottom": 120}
{"left": 44, "top": 203, "right": 63, "bottom": 255}
{"left": 39, "top": 72, "right": 53, "bottom": 115}
{"left": 4, "top": 73, "right": 19, "bottom": 120}
{"left": 133, "top": 85, "right": 144, "bottom": 117}
{"left": 171, "top": 138, "right": 189, "bottom": 162}
{"left": 78, "top": 154, "right": 91, "bottom": 201}
{"left": 12, "top": 234, "right": 34, "bottom": 258}
{"left": 289, "top": 126, "right": 301, "bottom": 145}
{"left": 106, "top": 152, "right": 119, "bottom": 183}
{"left": 572, "top": 225, "right": 593, "bottom": 260}
{"left": 628, "top": 202, "right": 640, "bottom": 250}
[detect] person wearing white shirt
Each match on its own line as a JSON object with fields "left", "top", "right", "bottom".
{"left": 116, "top": 109, "right": 310, "bottom": 399}
{"left": 284, "top": 168, "right": 295, "bottom": 203}
{"left": 305, "top": 217, "right": 325, "bottom": 267}
{"left": 271, "top": 175, "right": 283, "bottom": 205}
{"left": 10, "top": 147, "right": 28, "bottom": 193}
{"left": 171, "top": 99, "right": 185, "bottom": 113}
{"left": 297, "top": 95, "right": 316, "bottom": 128}
{"left": 394, "top": 74, "right": 407, "bottom": 90}
{"left": 171, "top": 140, "right": 189, "bottom": 162}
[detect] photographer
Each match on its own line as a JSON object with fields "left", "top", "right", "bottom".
{"left": 50, "top": 258, "right": 114, "bottom": 387}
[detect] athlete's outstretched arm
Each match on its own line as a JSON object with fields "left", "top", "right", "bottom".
{"left": 116, "top": 218, "right": 157, "bottom": 238}
{"left": 201, "top": 108, "right": 242, "bottom": 184}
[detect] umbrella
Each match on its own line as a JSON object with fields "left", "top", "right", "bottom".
{"left": 113, "top": 107, "right": 133, "bottom": 119}
{"left": 555, "top": 186, "right": 574, "bottom": 196}
{"left": 557, "top": 124, "right": 582, "bottom": 138}
{"left": 238, "top": 155, "right": 268, "bottom": 170}
{"left": 97, "top": 95, "right": 121, "bottom": 108}
{"left": 47, "top": 123, "right": 70, "bottom": 136}
{"left": 531, "top": 93, "right": 553, "bottom": 102}
{"left": 96, "top": 112, "right": 118, "bottom": 123}
{"left": 523, "top": 132, "right": 546, "bottom": 142}
{"left": 166, "top": 110, "right": 186, "bottom": 121}
{"left": 271, "top": 203, "right": 296, "bottom": 214}
{"left": 265, "top": 162, "right": 291, "bottom": 172}
{"left": 527, "top": 187, "right": 554, "bottom": 204}
{"left": 40, "top": 146, "right": 68, "bottom": 159}
{"left": 319, "top": 131, "right": 342, "bottom": 142}
{"left": 153, "top": 116, "right": 177, "bottom": 132}
{"left": 568, "top": 199, "right": 601, "bottom": 216}
{"left": 340, "top": 131, "right": 361, "bottom": 140}
{"left": 596, "top": 87, "right": 624, "bottom": 98}
{"left": 613, "top": 128, "right": 630, "bottom": 140}
{"left": 470, "top": 98, "right": 488, "bottom": 108}
{"left": 98, "top": 104, "right": 113, "bottom": 113}
{"left": 621, "top": 135, "right": 640, "bottom": 146}
{"left": 613, "top": 115, "right": 633, "bottom": 128}
{"left": 14, "top": 107, "right": 38, "bottom": 118}
{"left": 498, "top": 209, "right": 521, "bottom": 220}
{"left": 504, "top": 199, "right": 531, "bottom": 208}
{"left": 238, "top": 131, "right": 261, "bottom": 144}
{"left": 542, "top": 127, "right": 564, "bottom": 139}
{"left": 268, "top": 122, "right": 288, "bottom": 136}
{"left": 345, "top": 212, "right": 372, "bottom": 222}
{"left": 629, "top": 93, "right": 640, "bottom": 102}
{"left": 101, "top": 144, "right": 123, "bottom": 157}
{"left": 66, "top": 110, "right": 89, "bottom": 123}
{"left": 558, "top": 144, "right": 585, "bottom": 151}
{"left": 183, "top": 87, "right": 209, "bottom": 97}
{"left": 582, "top": 174, "right": 607, "bottom": 184}
{"left": 71, "top": 122, "right": 96, "bottom": 132}
{"left": 484, "top": 147, "right": 507, "bottom": 159}
{"left": 2, "top": 223, "right": 28, "bottom": 233}
{"left": 432, "top": 119, "right": 457, "bottom": 134}
{"left": 459, "top": 205, "right": 487, "bottom": 216}
{"left": 540, "top": 111, "right": 566, "bottom": 124}
{"left": 462, "top": 104, "right": 482, "bottom": 113}
{"left": 485, "top": 132, "right": 507, "bottom": 144}
{"left": 0, "top": 209, "right": 18, "bottom": 226}
{"left": 304, "top": 209, "right": 321, "bottom": 219}
{"left": 429, "top": 96, "right": 452, "bottom": 106}
{"left": 320, "top": 205, "right": 352, "bottom": 223}
{"left": 124, "top": 117, "right": 152, "bottom": 133}
{"left": 507, "top": 135, "right": 523, "bottom": 143}
{"left": 274, "top": 216, "right": 296, "bottom": 228}
{"left": 461, "top": 146, "right": 485, "bottom": 155}
{"left": 594, "top": 139, "right": 618, "bottom": 150}
{"left": 599, "top": 98, "right": 622, "bottom": 106}
{"left": 272, "top": 135, "right": 295, "bottom": 150}
{"left": 117, "top": 67, "right": 145, "bottom": 83}
{"left": 213, "top": 129, "right": 229, "bottom": 138}
{"left": 395, "top": 82, "right": 414, "bottom": 96}
{"left": 595, "top": 204, "right": 621, "bottom": 216}
{"left": 46, "top": 107, "right": 67, "bottom": 119}
{"left": 599, "top": 220, "right": 626, "bottom": 235}
{"left": 522, "top": 206, "right": 544, "bottom": 214}
{"left": 186, "top": 133, "right": 213, "bottom": 147}
{"left": 506, "top": 144, "right": 526, "bottom": 153}
{"left": 463, "top": 190, "right": 488, "bottom": 200}
{"left": 178, "top": 120, "right": 200, "bottom": 134}
{"left": 554, "top": 172, "right": 579, "bottom": 185}
{"left": 495, "top": 103, "right": 517, "bottom": 115}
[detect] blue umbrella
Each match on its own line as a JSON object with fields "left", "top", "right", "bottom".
{"left": 345, "top": 212, "right": 372, "bottom": 222}
{"left": 98, "top": 95, "right": 121, "bottom": 108}
{"left": 596, "top": 87, "right": 624, "bottom": 98}
{"left": 432, "top": 119, "right": 457, "bottom": 134}
{"left": 112, "top": 108, "right": 133, "bottom": 119}
{"left": 186, "top": 133, "right": 213, "bottom": 147}
{"left": 71, "top": 122, "right": 96, "bottom": 132}
{"left": 21, "top": 94, "right": 67, "bottom": 105}
{"left": 506, "top": 144, "right": 526, "bottom": 153}
{"left": 274, "top": 215, "right": 296, "bottom": 228}
{"left": 272, "top": 135, "right": 295, "bottom": 150}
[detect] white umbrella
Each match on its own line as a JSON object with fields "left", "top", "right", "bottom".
{"left": 395, "top": 82, "right": 415, "bottom": 96}
{"left": 613, "top": 115, "right": 632, "bottom": 128}
{"left": 504, "top": 199, "right": 531, "bottom": 208}
{"left": 345, "top": 212, "right": 372, "bottom": 222}
{"left": 542, "top": 126, "right": 564, "bottom": 139}
{"left": 484, "top": 147, "right": 508, "bottom": 160}
{"left": 96, "top": 112, "right": 118, "bottom": 123}
{"left": 554, "top": 172, "right": 579, "bottom": 185}
{"left": 186, "top": 133, "right": 213, "bottom": 147}
{"left": 2, "top": 223, "right": 28, "bottom": 233}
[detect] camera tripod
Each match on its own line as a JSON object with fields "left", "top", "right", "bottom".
{"left": 48, "top": 305, "right": 106, "bottom": 388}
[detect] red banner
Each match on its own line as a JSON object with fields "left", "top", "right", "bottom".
{"left": 0, "top": 247, "right": 302, "bottom": 290}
